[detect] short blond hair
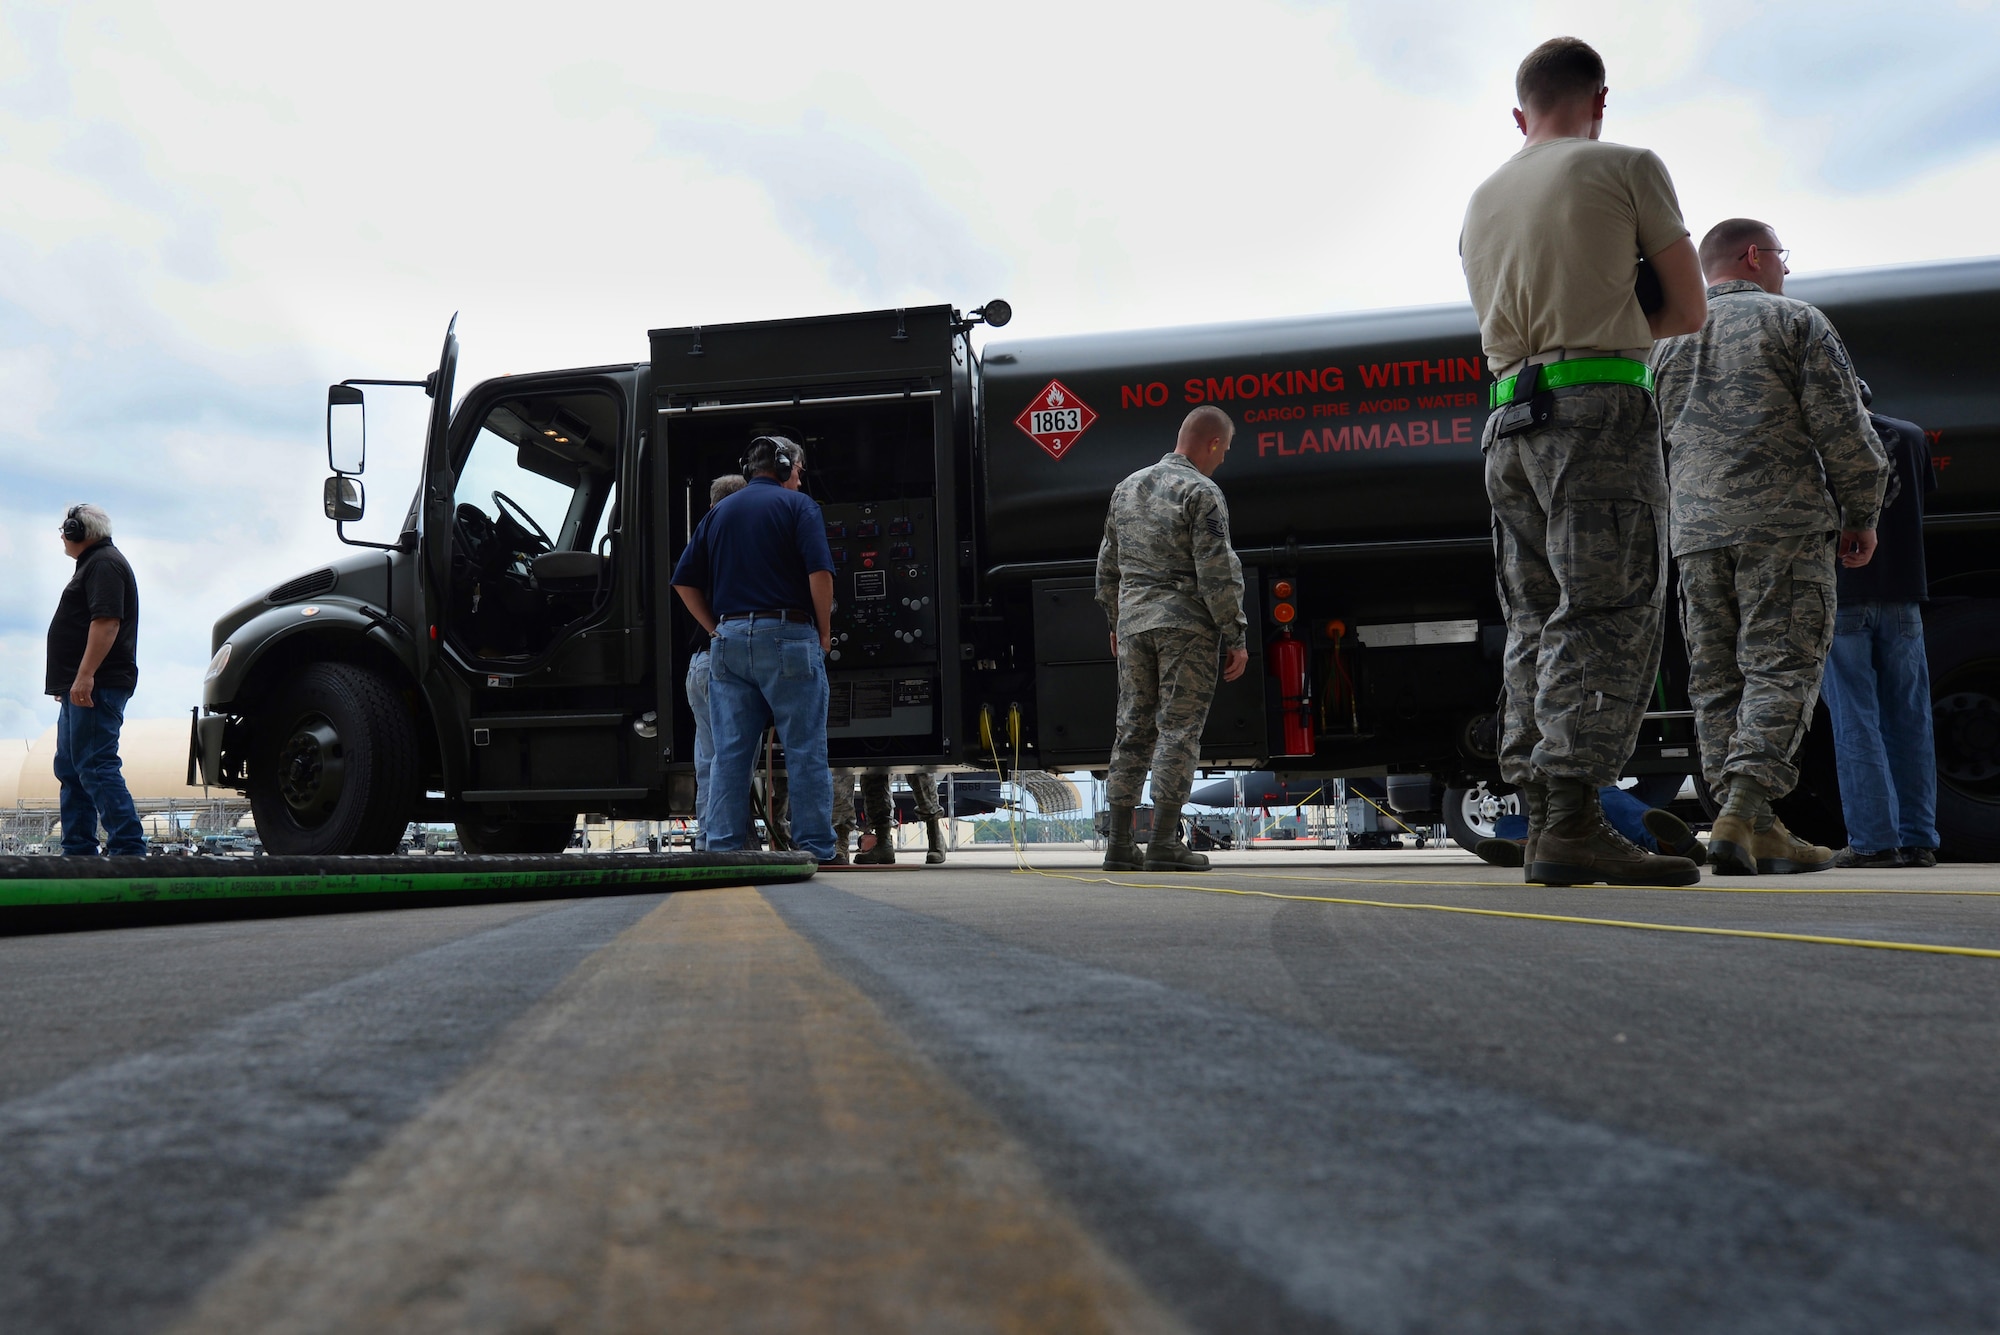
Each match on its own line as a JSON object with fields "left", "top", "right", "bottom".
{"left": 1178, "top": 405, "right": 1234, "bottom": 448}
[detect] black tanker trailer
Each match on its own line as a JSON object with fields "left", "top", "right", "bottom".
{"left": 193, "top": 259, "right": 2000, "bottom": 859}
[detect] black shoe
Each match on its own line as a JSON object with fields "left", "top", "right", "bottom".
{"left": 1831, "top": 846, "right": 1902, "bottom": 869}
{"left": 1640, "top": 808, "right": 1707, "bottom": 866}
{"left": 1102, "top": 840, "right": 1143, "bottom": 872}
{"left": 1473, "top": 837, "right": 1525, "bottom": 868}
{"left": 1899, "top": 847, "right": 1938, "bottom": 868}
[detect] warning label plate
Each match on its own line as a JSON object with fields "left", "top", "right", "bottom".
{"left": 1014, "top": 379, "right": 1098, "bottom": 462}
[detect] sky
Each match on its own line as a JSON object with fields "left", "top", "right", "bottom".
{"left": 0, "top": 0, "right": 1995, "bottom": 736}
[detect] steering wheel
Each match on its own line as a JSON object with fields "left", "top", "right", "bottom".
{"left": 492, "top": 490, "right": 553, "bottom": 554}
{"left": 453, "top": 503, "right": 496, "bottom": 564}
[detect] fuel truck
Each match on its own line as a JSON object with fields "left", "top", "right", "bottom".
{"left": 193, "top": 258, "right": 2000, "bottom": 859}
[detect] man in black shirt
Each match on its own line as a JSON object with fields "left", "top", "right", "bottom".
{"left": 1822, "top": 391, "right": 1939, "bottom": 867}
{"left": 45, "top": 504, "right": 145, "bottom": 856}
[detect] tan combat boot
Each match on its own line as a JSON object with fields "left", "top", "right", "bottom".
{"left": 1530, "top": 777, "right": 1700, "bottom": 887}
{"left": 924, "top": 814, "right": 947, "bottom": 865}
{"left": 1103, "top": 804, "right": 1142, "bottom": 871}
{"left": 1142, "top": 802, "right": 1210, "bottom": 871}
{"left": 1749, "top": 814, "right": 1834, "bottom": 874}
{"left": 830, "top": 822, "right": 853, "bottom": 866}
{"left": 855, "top": 819, "right": 896, "bottom": 865}
{"left": 1706, "top": 776, "right": 1762, "bottom": 876}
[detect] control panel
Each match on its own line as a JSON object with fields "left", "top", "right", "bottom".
{"left": 823, "top": 499, "right": 937, "bottom": 668}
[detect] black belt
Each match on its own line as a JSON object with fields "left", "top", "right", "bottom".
{"left": 718, "top": 609, "right": 814, "bottom": 625}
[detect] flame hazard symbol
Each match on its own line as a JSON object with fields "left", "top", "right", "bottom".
{"left": 1014, "top": 379, "right": 1097, "bottom": 462}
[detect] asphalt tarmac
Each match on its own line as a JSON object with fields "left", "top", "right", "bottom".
{"left": 3, "top": 848, "right": 1998, "bottom": 1332}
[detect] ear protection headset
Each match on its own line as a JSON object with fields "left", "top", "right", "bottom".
{"left": 61, "top": 505, "right": 87, "bottom": 543}
{"left": 741, "top": 435, "right": 799, "bottom": 481}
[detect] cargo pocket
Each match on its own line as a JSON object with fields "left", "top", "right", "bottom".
{"left": 1788, "top": 552, "right": 1835, "bottom": 663}
{"left": 1557, "top": 491, "right": 1664, "bottom": 612}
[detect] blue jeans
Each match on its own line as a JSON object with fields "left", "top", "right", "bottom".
{"left": 687, "top": 650, "right": 713, "bottom": 851}
{"left": 55, "top": 688, "right": 145, "bottom": 856}
{"left": 1821, "top": 601, "right": 1937, "bottom": 854}
{"left": 705, "top": 620, "right": 834, "bottom": 859}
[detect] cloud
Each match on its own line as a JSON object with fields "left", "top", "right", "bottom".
{"left": 1698, "top": 0, "right": 2000, "bottom": 190}
{"left": 649, "top": 110, "right": 1011, "bottom": 306}
{"left": 0, "top": 0, "right": 1993, "bottom": 744}
{"left": 0, "top": 290, "right": 334, "bottom": 733}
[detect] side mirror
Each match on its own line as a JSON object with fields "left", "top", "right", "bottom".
{"left": 327, "top": 384, "right": 365, "bottom": 474}
{"left": 324, "top": 475, "right": 366, "bottom": 523}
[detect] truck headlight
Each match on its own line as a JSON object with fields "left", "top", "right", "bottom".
{"left": 204, "top": 643, "right": 232, "bottom": 683}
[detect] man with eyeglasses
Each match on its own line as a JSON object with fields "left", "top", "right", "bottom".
{"left": 1652, "top": 218, "right": 1889, "bottom": 875}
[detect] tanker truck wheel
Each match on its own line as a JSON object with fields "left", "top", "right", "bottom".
{"left": 453, "top": 811, "right": 578, "bottom": 855}
{"left": 1927, "top": 599, "right": 2000, "bottom": 862}
{"left": 247, "top": 663, "right": 419, "bottom": 856}
{"left": 1443, "top": 783, "right": 1519, "bottom": 854}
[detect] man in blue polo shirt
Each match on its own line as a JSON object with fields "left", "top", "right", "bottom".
{"left": 672, "top": 436, "right": 837, "bottom": 861}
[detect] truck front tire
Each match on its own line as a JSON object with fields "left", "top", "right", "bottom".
{"left": 247, "top": 663, "right": 419, "bottom": 856}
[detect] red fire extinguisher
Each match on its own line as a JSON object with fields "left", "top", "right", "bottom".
{"left": 1270, "top": 628, "right": 1314, "bottom": 756}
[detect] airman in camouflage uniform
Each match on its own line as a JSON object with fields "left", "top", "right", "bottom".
{"left": 1096, "top": 405, "right": 1247, "bottom": 872}
{"left": 829, "top": 768, "right": 947, "bottom": 865}
{"left": 1653, "top": 218, "right": 1888, "bottom": 875}
{"left": 1460, "top": 36, "right": 1708, "bottom": 887}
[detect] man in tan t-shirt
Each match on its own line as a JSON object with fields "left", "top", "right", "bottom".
{"left": 1459, "top": 36, "right": 1707, "bottom": 888}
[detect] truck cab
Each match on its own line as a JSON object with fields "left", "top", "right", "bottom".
{"left": 196, "top": 308, "right": 974, "bottom": 854}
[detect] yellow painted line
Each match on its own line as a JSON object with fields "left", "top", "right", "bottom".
{"left": 174, "top": 886, "right": 1182, "bottom": 1335}
{"left": 1013, "top": 867, "right": 2000, "bottom": 962}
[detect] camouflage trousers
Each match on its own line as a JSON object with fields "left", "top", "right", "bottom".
{"left": 1485, "top": 384, "right": 1668, "bottom": 787}
{"left": 1107, "top": 626, "right": 1220, "bottom": 809}
{"left": 1677, "top": 532, "right": 1836, "bottom": 798}
{"left": 830, "top": 768, "right": 943, "bottom": 826}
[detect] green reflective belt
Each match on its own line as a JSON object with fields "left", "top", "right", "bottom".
{"left": 1489, "top": 357, "right": 1654, "bottom": 408}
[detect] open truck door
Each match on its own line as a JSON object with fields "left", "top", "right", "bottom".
{"left": 420, "top": 331, "right": 659, "bottom": 853}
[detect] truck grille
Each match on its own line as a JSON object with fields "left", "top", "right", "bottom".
{"left": 267, "top": 568, "right": 337, "bottom": 603}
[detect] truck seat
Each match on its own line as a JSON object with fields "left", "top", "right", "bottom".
{"left": 532, "top": 550, "right": 606, "bottom": 594}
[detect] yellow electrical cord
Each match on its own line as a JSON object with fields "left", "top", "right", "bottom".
{"left": 1011, "top": 865, "right": 2000, "bottom": 961}
{"left": 981, "top": 703, "right": 1029, "bottom": 869}
{"left": 1106, "top": 862, "right": 2000, "bottom": 899}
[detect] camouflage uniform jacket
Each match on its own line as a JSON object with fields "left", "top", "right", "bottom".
{"left": 1653, "top": 279, "right": 1888, "bottom": 556}
{"left": 1096, "top": 453, "right": 1247, "bottom": 651}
